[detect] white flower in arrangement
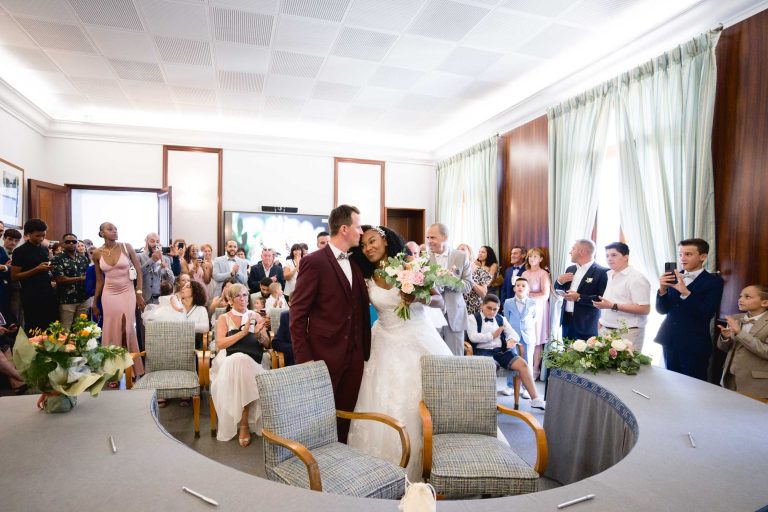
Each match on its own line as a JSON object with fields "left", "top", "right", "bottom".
{"left": 611, "top": 339, "right": 627, "bottom": 352}
{"left": 584, "top": 361, "right": 593, "bottom": 368}
{"left": 572, "top": 339, "right": 588, "bottom": 352}
{"left": 385, "top": 266, "right": 399, "bottom": 277}
{"left": 594, "top": 341, "right": 604, "bottom": 349}
{"left": 85, "top": 339, "right": 98, "bottom": 351}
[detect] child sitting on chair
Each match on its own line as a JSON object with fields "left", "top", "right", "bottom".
{"left": 466, "top": 294, "right": 545, "bottom": 410}
{"left": 265, "top": 282, "right": 288, "bottom": 312}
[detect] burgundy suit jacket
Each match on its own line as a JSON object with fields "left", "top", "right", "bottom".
{"left": 289, "top": 245, "right": 371, "bottom": 373}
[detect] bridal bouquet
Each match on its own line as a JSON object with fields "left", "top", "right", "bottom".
{"left": 16, "top": 315, "right": 134, "bottom": 412}
{"left": 545, "top": 325, "right": 652, "bottom": 375}
{"left": 376, "top": 252, "right": 463, "bottom": 320}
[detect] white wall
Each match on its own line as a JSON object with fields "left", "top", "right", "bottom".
{"left": 385, "top": 161, "right": 436, "bottom": 227}
{"left": 0, "top": 108, "right": 46, "bottom": 183}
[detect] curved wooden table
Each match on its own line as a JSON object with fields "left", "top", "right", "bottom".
{"left": 1, "top": 366, "right": 766, "bottom": 511}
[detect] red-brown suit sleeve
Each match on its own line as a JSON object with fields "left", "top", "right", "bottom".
{"left": 288, "top": 251, "right": 321, "bottom": 364}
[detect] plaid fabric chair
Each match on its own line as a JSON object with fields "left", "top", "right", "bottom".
{"left": 130, "top": 321, "right": 202, "bottom": 437}
{"left": 255, "top": 361, "right": 409, "bottom": 498}
{"left": 419, "top": 355, "right": 548, "bottom": 498}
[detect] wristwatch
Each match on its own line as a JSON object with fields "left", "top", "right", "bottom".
{"left": 611, "top": 303, "right": 619, "bottom": 312}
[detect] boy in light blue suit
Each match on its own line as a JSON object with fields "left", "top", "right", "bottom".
{"left": 503, "top": 278, "right": 537, "bottom": 396}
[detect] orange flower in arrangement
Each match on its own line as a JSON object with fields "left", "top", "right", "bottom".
{"left": 80, "top": 330, "right": 90, "bottom": 337}
{"left": 79, "top": 313, "right": 88, "bottom": 320}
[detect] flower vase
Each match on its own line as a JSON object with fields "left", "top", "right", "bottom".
{"left": 37, "top": 392, "right": 77, "bottom": 413}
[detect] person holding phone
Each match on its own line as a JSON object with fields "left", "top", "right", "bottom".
{"left": 592, "top": 242, "right": 651, "bottom": 352}
{"left": 655, "top": 238, "right": 723, "bottom": 381}
{"left": 138, "top": 233, "right": 175, "bottom": 306}
{"left": 10, "top": 218, "right": 59, "bottom": 335}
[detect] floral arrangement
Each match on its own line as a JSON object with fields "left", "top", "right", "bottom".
{"left": 16, "top": 314, "right": 134, "bottom": 412}
{"left": 545, "top": 325, "right": 652, "bottom": 375}
{"left": 376, "top": 252, "right": 463, "bottom": 320}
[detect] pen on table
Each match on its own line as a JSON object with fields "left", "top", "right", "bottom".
{"left": 557, "top": 494, "right": 595, "bottom": 509}
{"left": 688, "top": 432, "right": 696, "bottom": 448}
{"left": 183, "top": 486, "right": 219, "bottom": 507}
{"left": 109, "top": 435, "right": 117, "bottom": 454}
{"left": 631, "top": 389, "right": 650, "bottom": 399}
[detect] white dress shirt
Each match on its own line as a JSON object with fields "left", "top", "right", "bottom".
{"left": 600, "top": 265, "right": 651, "bottom": 328}
{"left": 466, "top": 313, "right": 520, "bottom": 350}
{"left": 328, "top": 242, "right": 352, "bottom": 287}
{"left": 682, "top": 267, "right": 704, "bottom": 286}
{"left": 433, "top": 249, "right": 449, "bottom": 269}
{"left": 742, "top": 311, "right": 766, "bottom": 334}
{"left": 564, "top": 260, "right": 593, "bottom": 313}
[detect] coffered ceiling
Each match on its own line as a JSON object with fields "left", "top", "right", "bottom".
{"left": 0, "top": 0, "right": 763, "bottom": 155}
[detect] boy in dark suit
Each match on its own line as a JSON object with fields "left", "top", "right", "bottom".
{"left": 656, "top": 238, "right": 723, "bottom": 381}
{"left": 554, "top": 239, "right": 608, "bottom": 341}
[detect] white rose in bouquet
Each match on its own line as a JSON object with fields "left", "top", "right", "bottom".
{"left": 611, "top": 339, "right": 627, "bottom": 352}
{"left": 572, "top": 339, "right": 588, "bottom": 352}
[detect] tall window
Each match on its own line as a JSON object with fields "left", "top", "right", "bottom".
{"left": 71, "top": 189, "right": 160, "bottom": 248}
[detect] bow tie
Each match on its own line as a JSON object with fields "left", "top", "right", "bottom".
{"left": 484, "top": 318, "right": 495, "bottom": 323}
{"left": 741, "top": 317, "right": 757, "bottom": 325}
{"left": 516, "top": 299, "right": 526, "bottom": 304}
{"left": 337, "top": 252, "right": 349, "bottom": 260}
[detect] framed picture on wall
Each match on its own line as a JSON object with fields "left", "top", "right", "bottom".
{"left": 0, "top": 158, "right": 24, "bottom": 228}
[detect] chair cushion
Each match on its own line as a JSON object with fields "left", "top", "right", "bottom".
{"left": 430, "top": 433, "right": 539, "bottom": 497}
{"left": 144, "top": 321, "right": 196, "bottom": 373}
{"left": 267, "top": 442, "right": 405, "bottom": 499}
{"left": 133, "top": 370, "right": 200, "bottom": 399}
{"left": 421, "top": 355, "right": 498, "bottom": 436}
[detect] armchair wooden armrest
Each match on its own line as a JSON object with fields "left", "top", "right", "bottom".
{"left": 265, "top": 348, "right": 286, "bottom": 369}
{"left": 336, "top": 410, "right": 410, "bottom": 468}
{"left": 497, "top": 404, "right": 548, "bottom": 475}
{"left": 261, "top": 428, "right": 322, "bottom": 491}
{"left": 418, "top": 401, "right": 433, "bottom": 479}
{"left": 125, "top": 351, "right": 147, "bottom": 389}
{"left": 463, "top": 341, "right": 473, "bottom": 356}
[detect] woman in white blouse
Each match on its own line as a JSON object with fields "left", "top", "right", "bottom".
{"left": 282, "top": 243, "right": 306, "bottom": 301}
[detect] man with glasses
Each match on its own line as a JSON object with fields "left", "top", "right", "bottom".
{"left": 52, "top": 233, "right": 91, "bottom": 331}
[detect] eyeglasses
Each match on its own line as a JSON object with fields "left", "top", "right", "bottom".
{"left": 62, "top": 240, "right": 77, "bottom": 244}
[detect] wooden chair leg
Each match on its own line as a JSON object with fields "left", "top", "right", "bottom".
{"left": 193, "top": 395, "right": 201, "bottom": 438}
{"left": 513, "top": 375, "right": 521, "bottom": 410}
{"left": 209, "top": 395, "right": 217, "bottom": 437}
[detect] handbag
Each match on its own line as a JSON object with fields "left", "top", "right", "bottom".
{"left": 490, "top": 269, "right": 504, "bottom": 288}
{"left": 122, "top": 243, "right": 137, "bottom": 281}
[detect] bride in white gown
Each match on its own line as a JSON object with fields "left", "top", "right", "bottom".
{"left": 347, "top": 226, "right": 452, "bottom": 481}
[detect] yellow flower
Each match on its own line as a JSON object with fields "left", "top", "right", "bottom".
{"left": 80, "top": 329, "right": 90, "bottom": 337}
{"left": 79, "top": 313, "right": 88, "bottom": 319}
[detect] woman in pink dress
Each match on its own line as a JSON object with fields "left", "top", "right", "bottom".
{"left": 93, "top": 222, "right": 145, "bottom": 376}
{"left": 521, "top": 248, "right": 551, "bottom": 380}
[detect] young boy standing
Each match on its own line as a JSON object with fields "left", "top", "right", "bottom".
{"left": 467, "top": 294, "right": 545, "bottom": 410}
{"left": 503, "top": 278, "right": 537, "bottom": 394}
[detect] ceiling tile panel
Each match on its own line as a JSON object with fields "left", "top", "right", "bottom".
{"left": 26, "top": 70, "right": 78, "bottom": 94}
{"left": 68, "top": 0, "right": 144, "bottom": 31}
{"left": 155, "top": 36, "right": 212, "bottom": 65}
{"left": 352, "top": 86, "right": 405, "bottom": 107}
{"left": 0, "top": 14, "right": 38, "bottom": 47}
{"left": 139, "top": 0, "right": 209, "bottom": 39}
{"left": 559, "top": 0, "right": 642, "bottom": 27}
{"left": 407, "top": 0, "right": 490, "bottom": 42}
{"left": 345, "top": 0, "right": 426, "bottom": 32}
{"left": 218, "top": 90, "right": 261, "bottom": 109}
{"left": 178, "top": 103, "right": 220, "bottom": 115}
{"left": 218, "top": 70, "right": 264, "bottom": 92}
{"left": 263, "top": 95, "right": 304, "bottom": 116}
{"left": 398, "top": 93, "right": 443, "bottom": 111}
{"left": 499, "top": 0, "right": 578, "bottom": 17}
{"left": 70, "top": 77, "right": 126, "bottom": 99}
{"left": 331, "top": 27, "right": 397, "bottom": 61}
{"left": 47, "top": 51, "right": 115, "bottom": 78}
{"left": 344, "top": 105, "right": 384, "bottom": 122}
{"left": 301, "top": 98, "right": 345, "bottom": 120}
{"left": 273, "top": 15, "right": 339, "bottom": 54}
{"left": 410, "top": 71, "right": 473, "bottom": 97}
{"left": 16, "top": 18, "right": 96, "bottom": 53}
{"left": 456, "top": 79, "right": 500, "bottom": 99}
{"left": 516, "top": 22, "right": 589, "bottom": 58}
{"left": 214, "top": 42, "right": 270, "bottom": 72}
{"left": 317, "top": 55, "right": 377, "bottom": 85}
{"left": 263, "top": 74, "right": 314, "bottom": 98}
{"left": 163, "top": 63, "right": 217, "bottom": 87}
{"left": 270, "top": 50, "right": 324, "bottom": 78}
{"left": 0, "top": 45, "right": 59, "bottom": 72}
{"left": 87, "top": 28, "right": 158, "bottom": 61}
{"left": 121, "top": 80, "right": 172, "bottom": 100}
{"left": 110, "top": 58, "right": 165, "bottom": 82}
{"left": 172, "top": 85, "right": 217, "bottom": 105}
{"left": 385, "top": 35, "right": 455, "bottom": 70}
{"left": 211, "top": 0, "right": 279, "bottom": 13}
{"left": 280, "top": 0, "right": 351, "bottom": 23}
{"left": 437, "top": 46, "right": 504, "bottom": 75}
{"left": 368, "top": 66, "right": 424, "bottom": 89}
{"left": 479, "top": 52, "right": 540, "bottom": 82}
{"left": 0, "top": 0, "right": 77, "bottom": 22}
{"left": 461, "top": 10, "right": 549, "bottom": 51}
{"left": 134, "top": 100, "right": 177, "bottom": 114}
{"left": 211, "top": 7, "right": 273, "bottom": 46}
{"left": 312, "top": 81, "right": 359, "bottom": 102}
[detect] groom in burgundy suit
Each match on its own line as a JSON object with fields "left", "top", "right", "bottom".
{"left": 289, "top": 204, "right": 371, "bottom": 442}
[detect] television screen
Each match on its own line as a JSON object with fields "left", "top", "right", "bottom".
{"left": 223, "top": 211, "right": 328, "bottom": 261}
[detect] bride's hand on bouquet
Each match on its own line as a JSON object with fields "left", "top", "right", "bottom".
{"left": 399, "top": 291, "right": 417, "bottom": 304}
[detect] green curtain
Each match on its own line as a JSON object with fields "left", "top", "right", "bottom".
{"left": 616, "top": 28, "right": 721, "bottom": 278}
{"left": 436, "top": 136, "right": 499, "bottom": 254}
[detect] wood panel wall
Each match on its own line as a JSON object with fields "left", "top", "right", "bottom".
{"left": 712, "top": 9, "right": 768, "bottom": 313}
{"left": 497, "top": 115, "right": 549, "bottom": 270}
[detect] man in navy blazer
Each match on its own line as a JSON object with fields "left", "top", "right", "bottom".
{"left": 248, "top": 247, "right": 285, "bottom": 293}
{"left": 500, "top": 245, "right": 527, "bottom": 303}
{"left": 554, "top": 239, "right": 608, "bottom": 341}
{"left": 655, "top": 238, "right": 723, "bottom": 381}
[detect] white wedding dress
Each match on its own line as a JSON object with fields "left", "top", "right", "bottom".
{"left": 347, "top": 281, "right": 452, "bottom": 481}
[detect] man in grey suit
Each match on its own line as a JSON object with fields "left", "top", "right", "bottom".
{"left": 426, "top": 223, "right": 472, "bottom": 356}
{"left": 212, "top": 240, "right": 248, "bottom": 297}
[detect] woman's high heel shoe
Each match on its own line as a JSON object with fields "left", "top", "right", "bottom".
{"left": 238, "top": 425, "right": 251, "bottom": 447}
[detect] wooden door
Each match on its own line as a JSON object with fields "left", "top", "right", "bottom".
{"left": 158, "top": 187, "right": 172, "bottom": 245}
{"left": 385, "top": 208, "right": 425, "bottom": 244}
{"left": 28, "top": 179, "right": 70, "bottom": 241}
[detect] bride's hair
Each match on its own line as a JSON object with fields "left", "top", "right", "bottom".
{"left": 350, "top": 225, "right": 410, "bottom": 278}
